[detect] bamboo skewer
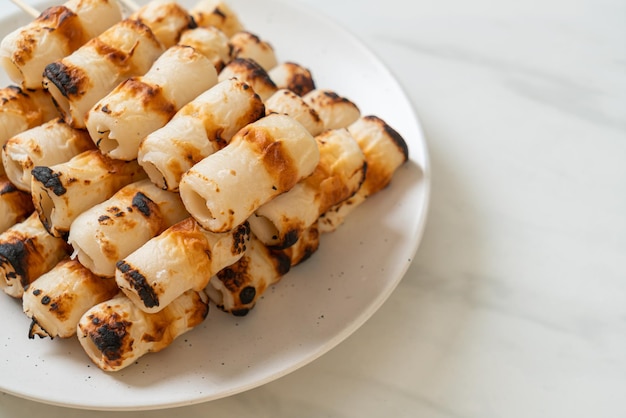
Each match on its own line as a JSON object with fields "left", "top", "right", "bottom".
{"left": 8, "top": 0, "right": 140, "bottom": 20}
{"left": 9, "top": 0, "right": 39, "bottom": 18}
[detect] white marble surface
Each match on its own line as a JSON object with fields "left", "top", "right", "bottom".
{"left": 1, "top": 0, "right": 625, "bottom": 416}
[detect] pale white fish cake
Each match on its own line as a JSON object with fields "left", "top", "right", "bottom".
{"left": 0, "top": 87, "right": 58, "bottom": 154}
{"left": 249, "top": 128, "right": 366, "bottom": 248}
{"left": 303, "top": 89, "right": 361, "bottom": 130}
{"left": 0, "top": 212, "right": 70, "bottom": 299}
{"left": 218, "top": 57, "right": 277, "bottom": 101}
{"left": 191, "top": 0, "right": 244, "bottom": 37}
{"left": 115, "top": 217, "right": 249, "bottom": 313}
{"left": 138, "top": 77, "right": 264, "bottom": 191}
{"left": 2, "top": 118, "right": 94, "bottom": 192}
{"left": 86, "top": 45, "right": 218, "bottom": 161}
{"left": 42, "top": 19, "right": 165, "bottom": 129}
{"left": 229, "top": 31, "right": 277, "bottom": 72}
{"left": 0, "top": 175, "right": 34, "bottom": 234}
{"left": 23, "top": 258, "right": 118, "bottom": 339}
{"left": 179, "top": 26, "right": 231, "bottom": 71}
{"left": 130, "top": 0, "right": 197, "bottom": 48}
{"left": 67, "top": 179, "right": 188, "bottom": 277}
{"left": 265, "top": 89, "right": 323, "bottom": 136}
{"left": 268, "top": 62, "right": 316, "bottom": 97}
{"left": 30, "top": 150, "right": 147, "bottom": 238}
{"left": 77, "top": 290, "right": 209, "bottom": 372}
{"left": 319, "top": 115, "right": 410, "bottom": 233}
{"left": 0, "top": 0, "right": 122, "bottom": 89}
{"left": 179, "top": 114, "right": 320, "bottom": 233}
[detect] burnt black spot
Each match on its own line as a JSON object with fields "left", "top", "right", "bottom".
{"left": 101, "top": 105, "right": 110, "bottom": 114}
{"left": 232, "top": 222, "right": 250, "bottom": 254}
{"left": 0, "top": 241, "right": 28, "bottom": 285}
{"left": 213, "top": 6, "right": 226, "bottom": 19}
{"left": 231, "top": 308, "right": 250, "bottom": 317}
{"left": 272, "top": 250, "right": 292, "bottom": 276}
{"left": 131, "top": 192, "right": 154, "bottom": 217}
{"left": 32, "top": 289, "right": 41, "bottom": 296}
{"left": 41, "top": 295, "right": 51, "bottom": 305}
{"left": 32, "top": 166, "right": 67, "bottom": 196}
{"left": 98, "top": 215, "right": 111, "bottom": 224}
{"left": 239, "top": 286, "right": 256, "bottom": 304}
{"left": 116, "top": 261, "right": 159, "bottom": 308}
{"left": 187, "top": 16, "right": 198, "bottom": 30}
{"left": 91, "top": 318, "right": 128, "bottom": 361}
{"left": 280, "top": 229, "right": 299, "bottom": 250}
{"left": 28, "top": 318, "right": 50, "bottom": 339}
{"left": 0, "top": 180, "right": 18, "bottom": 195}
{"left": 43, "top": 62, "right": 80, "bottom": 97}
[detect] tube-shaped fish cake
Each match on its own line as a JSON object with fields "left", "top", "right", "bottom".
{"left": 129, "top": 0, "right": 197, "bottom": 48}
{"left": 218, "top": 58, "right": 277, "bottom": 101}
{"left": 115, "top": 218, "right": 249, "bottom": 313}
{"left": 2, "top": 118, "right": 95, "bottom": 192}
{"left": 23, "top": 258, "right": 118, "bottom": 339}
{"left": 30, "top": 150, "right": 147, "bottom": 238}
{"left": 281, "top": 219, "right": 321, "bottom": 267}
{"left": 207, "top": 222, "right": 319, "bottom": 316}
{"left": 137, "top": 78, "right": 264, "bottom": 191}
{"left": 42, "top": 19, "right": 165, "bottom": 129}
{"left": 249, "top": 128, "right": 366, "bottom": 248}
{"left": 265, "top": 89, "right": 323, "bottom": 136}
{"left": 229, "top": 31, "right": 277, "bottom": 72}
{"left": 179, "top": 114, "right": 320, "bottom": 233}
{"left": 67, "top": 179, "right": 188, "bottom": 277}
{"left": 206, "top": 234, "right": 290, "bottom": 316}
{"left": 0, "top": 212, "right": 70, "bottom": 298}
{"left": 0, "top": 0, "right": 123, "bottom": 89}
{"left": 268, "top": 62, "right": 316, "bottom": 97}
{"left": 319, "top": 115, "right": 409, "bottom": 233}
{"left": 86, "top": 45, "right": 218, "bottom": 161}
{"left": 0, "top": 175, "right": 34, "bottom": 234}
{"left": 303, "top": 89, "right": 360, "bottom": 130}
{"left": 190, "top": 0, "right": 244, "bottom": 37}
{"left": 77, "top": 290, "right": 209, "bottom": 371}
{"left": 0, "top": 86, "right": 58, "bottom": 153}
{"left": 179, "top": 26, "right": 230, "bottom": 71}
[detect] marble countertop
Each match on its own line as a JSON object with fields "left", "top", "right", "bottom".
{"left": 1, "top": 0, "right": 624, "bottom": 417}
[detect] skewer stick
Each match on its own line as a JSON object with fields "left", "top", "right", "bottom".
{"left": 9, "top": 0, "right": 40, "bottom": 18}
{"left": 9, "top": 0, "right": 139, "bottom": 20}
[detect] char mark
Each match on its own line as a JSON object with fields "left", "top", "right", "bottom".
{"left": 0, "top": 241, "right": 29, "bottom": 286}
{"left": 116, "top": 260, "right": 159, "bottom": 308}
{"left": 89, "top": 314, "right": 129, "bottom": 361}
{"left": 43, "top": 62, "right": 80, "bottom": 97}
{"left": 32, "top": 166, "right": 67, "bottom": 196}
{"left": 131, "top": 192, "right": 154, "bottom": 217}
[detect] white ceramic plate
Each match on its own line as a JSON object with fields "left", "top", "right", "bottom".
{"left": 0, "top": 0, "right": 430, "bottom": 411}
